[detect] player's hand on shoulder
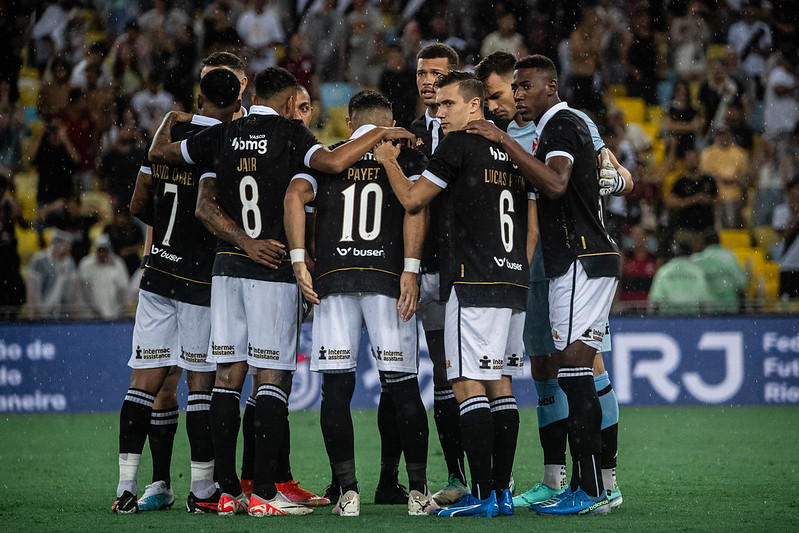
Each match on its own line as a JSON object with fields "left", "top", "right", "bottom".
{"left": 374, "top": 141, "right": 401, "bottom": 165}
{"left": 465, "top": 119, "right": 504, "bottom": 143}
{"left": 378, "top": 127, "right": 415, "bottom": 147}
{"left": 292, "top": 261, "right": 319, "bottom": 305}
{"left": 241, "top": 237, "right": 285, "bottom": 268}
{"left": 397, "top": 272, "right": 419, "bottom": 322}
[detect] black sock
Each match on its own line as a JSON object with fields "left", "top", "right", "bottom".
{"left": 119, "top": 389, "right": 155, "bottom": 455}
{"left": 240, "top": 396, "right": 256, "bottom": 481}
{"left": 321, "top": 373, "right": 356, "bottom": 491}
{"left": 148, "top": 406, "right": 179, "bottom": 487}
{"left": 434, "top": 387, "right": 465, "bottom": 484}
{"left": 490, "top": 396, "right": 519, "bottom": 494}
{"left": 377, "top": 380, "right": 402, "bottom": 487}
{"left": 186, "top": 391, "right": 214, "bottom": 463}
{"left": 459, "top": 396, "right": 493, "bottom": 499}
{"left": 539, "top": 419, "right": 568, "bottom": 466}
{"left": 209, "top": 387, "right": 242, "bottom": 495}
{"left": 276, "top": 405, "right": 292, "bottom": 484}
{"left": 601, "top": 424, "right": 618, "bottom": 470}
{"left": 558, "top": 367, "right": 603, "bottom": 498}
{"left": 384, "top": 373, "right": 429, "bottom": 493}
{"left": 252, "top": 384, "right": 289, "bottom": 500}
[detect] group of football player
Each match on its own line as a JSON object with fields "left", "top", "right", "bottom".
{"left": 112, "top": 40, "right": 631, "bottom": 518}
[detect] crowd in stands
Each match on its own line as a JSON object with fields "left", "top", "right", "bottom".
{"left": 0, "top": 0, "right": 797, "bottom": 320}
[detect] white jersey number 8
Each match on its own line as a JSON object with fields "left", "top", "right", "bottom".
{"left": 240, "top": 175, "right": 262, "bottom": 237}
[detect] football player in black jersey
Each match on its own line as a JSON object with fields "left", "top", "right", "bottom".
{"left": 285, "top": 91, "right": 435, "bottom": 517}
{"left": 148, "top": 67, "right": 414, "bottom": 517}
{"left": 469, "top": 54, "right": 620, "bottom": 515}
{"left": 409, "top": 42, "right": 470, "bottom": 507}
{"left": 472, "top": 51, "right": 630, "bottom": 510}
{"left": 113, "top": 68, "right": 241, "bottom": 515}
{"left": 376, "top": 71, "right": 535, "bottom": 518}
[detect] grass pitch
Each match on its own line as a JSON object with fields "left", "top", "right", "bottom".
{"left": 1, "top": 406, "right": 797, "bottom": 532}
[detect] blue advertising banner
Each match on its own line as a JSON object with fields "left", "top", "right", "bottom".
{"left": 1, "top": 316, "right": 797, "bottom": 414}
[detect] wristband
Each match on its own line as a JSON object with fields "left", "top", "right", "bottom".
{"left": 403, "top": 258, "right": 421, "bottom": 273}
{"left": 289, "top": 249, "right": 305, "bottom": 264}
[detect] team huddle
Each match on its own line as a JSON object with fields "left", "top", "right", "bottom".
{"left": 113, "top": 43, "right": 630, "bottom": 518}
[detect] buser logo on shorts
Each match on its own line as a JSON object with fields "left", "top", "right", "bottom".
{"left": 318, "top": 346, "right": 351, "bottom": 360}
{"left": 135, "top": 345, "right": 170, "bottom": 360}
{"left": 248, "top": 343, "right": 280, "bottom": 360}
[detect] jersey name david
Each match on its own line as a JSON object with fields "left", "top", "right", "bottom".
{"left": 309, "top": 140, "right": 427, "bottom": 299}
{"left": 183, "top": 105, "right": 321, "bottom": 283}
{"left": 533, "top": 104, "right": 619, "bottom": 279}
{"left": 140, "top": 117, "right": 217, "bottom": 306}
{"left": 422, "top": 130, "right": 531, "bottom": 310}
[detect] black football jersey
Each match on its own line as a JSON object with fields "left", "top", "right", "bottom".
{"left": 308, "top": 135, "right": 427, "bottom": 299}
{"left": 183, "top": 105, "right": 321, "bottom": 283}
{"left": 140, "top": 115, "right": 219, "bottom": 306}
{"left": 410, "top": 112, "right": 443, "bottom": 273}
{"left": 533, "top": 103, "right": 620, "bottom": 279}
{"left": 423, "top": 130, "right": 531, "bottom": 310}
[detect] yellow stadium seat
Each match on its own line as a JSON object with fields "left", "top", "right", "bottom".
{"left": 646, "top": 105, "right": 663, "bottom": 124}
{"left": 729, "top": 246, "right": 765, "bottom": 272}
{"left": 720, "top": 229, "right": 751, "bottom": 249}
{"left": 753, "top": 226, "right": 780, "bottom": 255}
{"left": 614, "top": 96, "right": 646, "bottom": 124}
{"left": 609, "top": 85, "right": 627, "bottom": 97}
{"left": 15, "top": 227, "right": 42, "bottom": 267}
{"left": 640, "top": 122, "right": 660, "bottom": 141}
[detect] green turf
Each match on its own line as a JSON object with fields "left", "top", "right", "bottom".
{"left": 1, "top": 406, "right": 797, "bottom": 532}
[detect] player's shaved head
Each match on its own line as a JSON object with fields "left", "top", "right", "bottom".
{"left": 436, "top": 71, "right": 484, "bottom": 106}
{"left": 254, "top": 67, "right": 298, "bottom": 100}
{"left": 348, "top": 90, "right": 393, "bottom": 129}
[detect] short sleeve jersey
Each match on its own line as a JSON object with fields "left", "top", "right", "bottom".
{"left": 140, "top": 115, "right": 219, "bottom": 306}
{"left": 533, "top": 102, "right": 620, "bottom": 279}
{"left": 183, "top": 105, "right": 322, "bottom": 283}
{"left": 422, "top": 130, "right": 531, "bottom": 310}
{"left": 303, "top": 130, "right": 427, "bottom": 299}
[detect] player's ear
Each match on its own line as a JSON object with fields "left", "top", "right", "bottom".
{"left": 240, "top": 76, "right": 248, "bottom": 94}
{"left": 391, "top": 119, "right": 396, "bottom": 127}
{"left": 285, "top": 93, "right": 296, "bottom": 117}
{"left": 547, "top": 79, "right": 558, "bottom": 96}
{"left": 233, "top": 98, "right": 241, "bottom": 115}
{"left": 346, "top": 117, "right": 355, "bottom": 134}
{"left": 197, "top": 93, "right": 204, "bottom": 111}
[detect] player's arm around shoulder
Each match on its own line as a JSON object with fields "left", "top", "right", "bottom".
{"left": 284, "top": 175, "right": 319, "bottom": 304}
{"left": 148, "top": 110, "right": 193, "bottom": 165}
{"left": 375, "top": 141, "right": 439, "bottom": 214}
{"left": 465, "top": 119, "right": 569, "bottom": 199}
